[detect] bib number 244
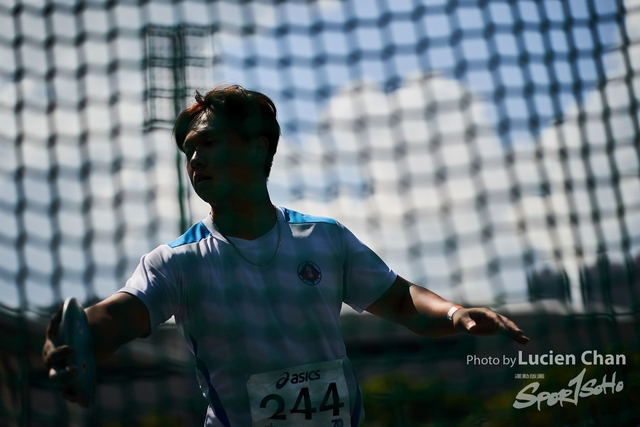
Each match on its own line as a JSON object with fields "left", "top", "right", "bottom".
{"left": 261, "top": 381, "right": 343, "bottom": 421}
{"left": 247, "top": 359, "right": 351, "bottom": 427}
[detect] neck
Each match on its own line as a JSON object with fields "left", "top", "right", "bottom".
{"left": 210, "top": 195, "right": 276, "bottom": 240}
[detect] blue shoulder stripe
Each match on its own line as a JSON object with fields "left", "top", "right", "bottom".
{"left": 283, "top": 208, "right": 338, "bottom": 225}
{"left": 167, "top": 222, "right": 211, "bottom": 248}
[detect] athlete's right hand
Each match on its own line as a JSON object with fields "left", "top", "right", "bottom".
{"left": 42, "top": 306, "right": 80, "bottom": 403}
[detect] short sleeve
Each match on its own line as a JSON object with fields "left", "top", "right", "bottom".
{"left": 117, "top": 245, "right": 181, "bottom": 335}
{"left": 339, "top": 223, "right": 397, "bottom": 313}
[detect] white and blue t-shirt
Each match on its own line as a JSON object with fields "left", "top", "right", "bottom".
{"left": 118, "top": 207, "right": 397, "bottom": 427}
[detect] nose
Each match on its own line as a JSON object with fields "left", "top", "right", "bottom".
{"left": 188, "top": 148, "right": 205, "bottom": 170}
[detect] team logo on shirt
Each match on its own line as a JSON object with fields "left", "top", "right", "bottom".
{"left": 297, "top": 261, "right": 322, "bottom": 286}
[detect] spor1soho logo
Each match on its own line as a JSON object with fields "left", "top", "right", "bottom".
{"left": 466, "top": 350, "right": 626, "bottom": 410}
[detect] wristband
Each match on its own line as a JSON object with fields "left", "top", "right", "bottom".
{"left": 446, "top": 305, "right": 463, "bottom": 322}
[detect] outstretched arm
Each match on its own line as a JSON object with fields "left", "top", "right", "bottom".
{"left": 365, "top": 275, "right": 529, "bottom": 345}
{"left": 85, "top": 292, "right": 151, "bottom": 362}
{"left": 42, "top": 292, "right": 151, "bottom": 402}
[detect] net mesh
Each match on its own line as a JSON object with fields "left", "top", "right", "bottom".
{"left": 1, "top": 0, "right": 640, "bottom": 426}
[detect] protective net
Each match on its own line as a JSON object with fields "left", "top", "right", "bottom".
{"left": 1, "top": 0, "right": 640, "bottom": 426}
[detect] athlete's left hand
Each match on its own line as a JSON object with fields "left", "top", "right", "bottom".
{"left": 452, "top": 308, "right": 530, "bottom": 345}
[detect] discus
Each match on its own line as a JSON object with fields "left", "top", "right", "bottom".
{"left": 59, "top": 297, "right": 96, "bottom": 408}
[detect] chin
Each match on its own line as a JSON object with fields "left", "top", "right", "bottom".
{"left": 194, "top": 182, "right": 233, "bottom": 205}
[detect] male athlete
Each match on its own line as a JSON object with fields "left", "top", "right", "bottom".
{"left": 43, "top": 85, "right": 529, "bottom": 426}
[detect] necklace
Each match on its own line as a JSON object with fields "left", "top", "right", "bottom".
{"left": 211, "top": 211, "right": 282, "bottom": 267}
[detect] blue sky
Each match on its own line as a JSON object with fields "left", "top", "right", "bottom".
{"left": 209, "top": 0, "right": 623, "bottom": 145}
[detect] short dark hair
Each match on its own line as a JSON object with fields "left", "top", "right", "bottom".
{"left": 173, "top": 85, "right": 281, "bottom": 177}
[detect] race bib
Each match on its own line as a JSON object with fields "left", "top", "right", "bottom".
{"left": 246, "top": 359, "right": 351, "bottom": 427}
